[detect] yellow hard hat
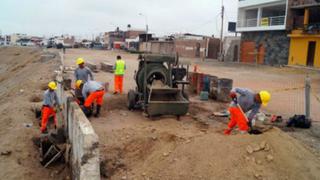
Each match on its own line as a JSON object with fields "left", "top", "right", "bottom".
{"left": 48, "top": 81, "right": 57, "bottom": 90}
{"left": 76, "top": 58, "right": 85, "bottom": 65}
{"left": 259, "top": 90, "right": 271, "bottom": 106}
{"left": 75, "top": 80, "right": 83, "bottom": 89}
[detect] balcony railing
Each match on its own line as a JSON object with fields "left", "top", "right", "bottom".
{"left": 238, "top": 16, "right": 285, "bottom": 28}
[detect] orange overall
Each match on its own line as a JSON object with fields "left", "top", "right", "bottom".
{"left": 226, "top": 106, "right": 249, "bottom": 133}
{"left": 84, "top": 90, "right": 105, "bottom": 108}
{"left": 114, "top": 75, "right": 124, "bottom": 94}
{"left": 40, "top": 106, "right": 57, "bottom": 133}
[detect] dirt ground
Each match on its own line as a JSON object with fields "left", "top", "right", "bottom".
{"left": 62, "top": 48, "right": 320, "bottom": 180}
{"left": 0, "top": 47, "right": 69, "bottom": 180}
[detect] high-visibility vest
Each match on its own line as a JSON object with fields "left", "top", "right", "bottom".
{"left": 115, "top": 60, "right": 125, "bottom": 75}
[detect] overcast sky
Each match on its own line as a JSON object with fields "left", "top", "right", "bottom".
{"left": 0, "top": 0, "right": 238, "bottom": 38}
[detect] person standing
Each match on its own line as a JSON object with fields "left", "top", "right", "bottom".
{"left": 40, "top": 81, "right": 62, "bottom": 133}
{"left": 113, "top": 55, "right": 126, "bottom": 94}
{"left": 74, "top": 57, "right": 94, "bottom": 82}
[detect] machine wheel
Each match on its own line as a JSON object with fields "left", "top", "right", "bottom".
{"left": 127, "top": 90, "right": 137, "bottom": 110}
{"left": 137, "top": 64, "right": 170, "bottom": 92}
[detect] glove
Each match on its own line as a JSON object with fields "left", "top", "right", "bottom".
{"left": 224, "top": 129, "right": 232, "bottom": 135}
{"left": 229, "top": 92, "right": 237, "bottom": 99}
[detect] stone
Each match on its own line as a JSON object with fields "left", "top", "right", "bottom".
{"left": 100, "top": 62, "right": 114, "bottom": 73}
{"left": 163, "top": 152, "right": 169, "bottom": 157}
{"left": 246, "top": 145, "right": 254, "bottom": 154}
{"left": 264, "top": 144, "right": 270, "bottom": 151}
{"left": 1, "top": 150, "right": 11, "bottom": 156}
{"left": 245, "top": 156, "right": 251, "bottom": 161}
{"left": 253, "top": 144, "right": 261, "bottom": 152}
{"left": 121, "top": 176, "right": 127, "bottom": 180}
{"left": 266, "top": 154, "right": 274, "bottom": 162}
{"left": 256, "top": 160, "right": 262, "bottom": 165}
{"left": 142, "top": 172, "right": 146, "bottom": 176}
{"left": 254, "top": 173, "right": 262, "bottom": 180}
{"left": 260, "top": 141, "right": 267, "bottom": 150}
{"left": 152, "top": 136, "right": 157, "bottom": 141}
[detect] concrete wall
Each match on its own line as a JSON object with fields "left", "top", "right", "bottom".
{"left": 57, "top": 53, "right": 100, "bottom": 180}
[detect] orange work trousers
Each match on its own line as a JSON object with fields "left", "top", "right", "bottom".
{"left": 84, "top": 90, "right": 105, "bottom": 108}
{"left": 41, "top": 106, "right": 57, "bottom": 133}
{"left": 114, "top": 75, "right": 124, "bottom": 94}
{"left": 227, "top": 106, "right": 249, "bottom": 131}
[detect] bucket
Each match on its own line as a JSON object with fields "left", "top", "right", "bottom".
{"left": 209, "top": 76, "right": 219, "bottom": 100}
{"left": 196, "top": 73, "right": 204, "bottom": 94}
{"left": 203, "top": 75, "right": 211, "bottom": 92}
{"left": 217, "top": 78, "right": 233, "bottom": 102}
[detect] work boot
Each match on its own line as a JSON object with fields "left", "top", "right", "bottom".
{"left": 94, "top": 105, "right": 101, "bottom": 117}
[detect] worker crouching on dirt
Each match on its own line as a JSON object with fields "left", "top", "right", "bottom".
{"left": 113, "top": 55, "right": 126, "bottom": 94}
{"left": 224, "top": 88, "right": 271, "bottom": 135}
{"left": 76, "top": 80, "right": 105, "bottom": 117}
{"left": 40, "top": 81, "right": 62, "bottom": 133}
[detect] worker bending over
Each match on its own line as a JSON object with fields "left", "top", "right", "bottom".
{"left": 113, "top": 55, "right": 126, "bottom": 94}
{"left": 224, "top": 88, "right": 271, "bottom": 135}
{"left": 76, "top": 80, "right": 104, "bottom": 117}
{"left": 74, "top": 57, "right": 94, "bottom": 82}
{"left": 40, "top": 81, "right": 62, "bottom": 133}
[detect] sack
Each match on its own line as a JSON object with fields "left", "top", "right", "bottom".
{"left": 287, "top": 115, "right": 311, "bottom": 129}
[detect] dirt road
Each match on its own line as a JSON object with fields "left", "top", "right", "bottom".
{"left": 0, "top": 47, "right": 68, "bottom": 179}
{"left": 63, "top": 48, "right": 320, "bottom": 180}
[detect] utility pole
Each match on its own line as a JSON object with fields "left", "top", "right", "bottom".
{"left": 219, "top": 1, "right": 224, "bottom": 61}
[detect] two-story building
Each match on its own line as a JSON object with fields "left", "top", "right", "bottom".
{"left": 287, "top": 0, "right": 320, "bottom": 68}
{"left": 237, "top": 0, "right": 290, "bottom": 65}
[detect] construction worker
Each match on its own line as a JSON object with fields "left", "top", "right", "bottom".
{"left": 40, "top": 81, "right": 62, "bottom": 133}
{"left": 224, "top": 88, "right": 271, "bottom": 135}
{"left": 74, "top": 57, "right": 94, "bottom": 82}
{"left": 113, "top": 55, "right": 126, "bottom": 94}
{"left": 76, "top": 80, "right": 104, "bottom": 117}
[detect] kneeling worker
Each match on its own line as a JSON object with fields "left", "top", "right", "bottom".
{"left": 75, "top": 80, "right": 104, "bottom": 117}
{"left": 41, "top": 81, "right": 62, "bottom": 133}
{"left": 224, "top": 88, "right": 271, "bottom": 135}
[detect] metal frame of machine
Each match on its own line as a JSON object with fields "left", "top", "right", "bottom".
{"left": 127, "top": 54, "right": 190, "bottom": 118}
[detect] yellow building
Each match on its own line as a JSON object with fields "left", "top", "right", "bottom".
{"left": 288, "top": 6, "right": 320, "bottom": 68}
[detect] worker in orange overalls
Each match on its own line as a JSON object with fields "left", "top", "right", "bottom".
{"left": 113, "top": 55, "right": 126, "bottom": 94}
{"left": 40, "top": 81, "right": 62, "bottom": 133}
{"left": 224, "top": 88, "right": 271, "bottom": 135}
{"left": 76, "top": 80, "right": 105, "bottom": 117}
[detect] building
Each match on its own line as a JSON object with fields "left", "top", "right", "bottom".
{"left": 237, "top": 0, "right": 289, "bottom": 65}
{"left": 103, "top": 29, "right": 126, "bottom": 49}
{"left": 223, "top": 36, "right": 241, "bottom": 62}
{"left": 174, "top": 34, "right": 220, "bottom": 59}
{"left": 287, "top": 0, "right": 320, "bottom": 68}
{"left": 10, "top": 33, "right": 27, "bottom": 45}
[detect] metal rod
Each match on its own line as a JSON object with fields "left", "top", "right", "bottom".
{"left": 305, "top": 75, "right": 311, "bottom": 120}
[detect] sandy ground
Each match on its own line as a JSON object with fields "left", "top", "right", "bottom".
{"left": 62, "top": 48, "right": 320, "bottom": 180}
{"left": 0, "top": 47, "right": 69, "bottom": 180}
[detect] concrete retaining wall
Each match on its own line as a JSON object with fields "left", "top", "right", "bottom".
{"left": 56, "top": 53, "right": 100, "bottom": 180}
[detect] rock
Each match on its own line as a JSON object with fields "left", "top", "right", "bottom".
{"left": 163, "top": 152, "right": 169, "bottom": 157}
{"left": 256, "top": 160, "right": 262, "bottom": 165}
{"left": 260, "top": 141, "right": 267, "bottom": 149}
{"left": 151, "top": 128, "right": 156, "bottom": 133}
{"left": 152, "top": 136, "right": 157, "bottom": 141}
{"left": 266, "top": 154, "right": 274, "bottom": 162}
{"left": 253, "top": 144, "right": 261, "bottom": 152}
{"left": 120, "top": 112, "right": 128, "bottom": 116}
{"left": 254, "top": 173, "right": 262, "bottom": 179}
{"left": 142, "top": 172, "right": 146, "bottom": 176}
{"left": 245, "top": 156, "right": 251, "bottom": 161}
{"left": 121, "top": 176, "right": 127, "bottom": 180}
{"left": 1, "top": 150, "right": 12, "bottom": 156}
{"left": 246, "top": 145, "right": 254, "bottom": 154}
{"left": 264, "top": 144, "right": 270, "bottom": 151}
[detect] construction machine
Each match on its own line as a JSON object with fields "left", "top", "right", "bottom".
{"left": 127, "top": 54, "right": 190, "bottom": 118}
